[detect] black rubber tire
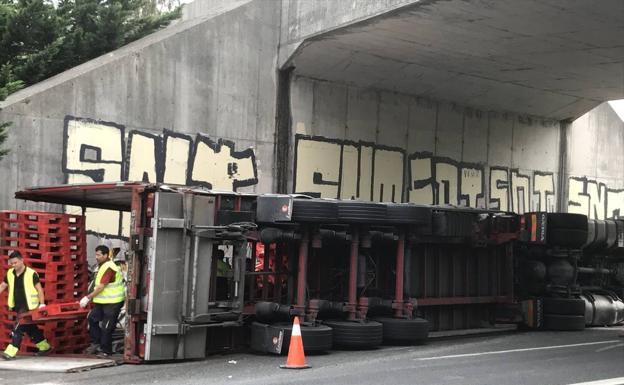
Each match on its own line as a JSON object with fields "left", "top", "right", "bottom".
{"left": 386, "top": 204, "right": 432, "bottom": 225}
{"left": 373, "top": 317, "right": 429, "bottom": 344}
{"left": 541, "top": 298, "right": 585, "bottom": 316}
{"left": 543, "top": 314, "right": 585, "bottom": 331}
{"left": 605, "top": 220, "right": 618, "bottom": 248}
{"left": 336, "top": 202, "right": 387, "bottom": 223}
{"left": 292, "top": 199, "right": 338, "bottom": 222}
{"left": 583, "top": 220, "right": 596, "bottom": 248}
{"left": 547, "top": 213, "right": 588, "bottom": 231}
{"left": 592, "top": 220, "right": 607, "bottom": 248}
{"left": 616, "top": 220, "right": 624, "bottom": 249}
{"left": 547, "top": 228, "right": 588, "bottom": 249}
{"left": 271, "top": 322, "right": 333, "bottom": 354}
{"left": 323, "top": 320, "right": 383, "bottom": 349}
{"left": 432, "top": 210, "right": 475, "bottom": 237}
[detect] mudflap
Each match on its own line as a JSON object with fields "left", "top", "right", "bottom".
{"left": 249, "top": 322, "right": 284, "bottom": 354}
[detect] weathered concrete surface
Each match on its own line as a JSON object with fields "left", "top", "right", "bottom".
{"left": 181, "top": 0, "right": 252, "bottom": 20}
{"left": 290, "top": 76, "right": 560, "bottom": 212}
{"left": 279, "top": 0, "right": 414, "bottom": 67}
{"left": 287, "top": 0, "right": 624, "bottom": 120}
{"left": 0, "top": 0, "right": 280, "bottom": 208}
{"left": 567, "top": 103, "right": 624, "bottom": 219}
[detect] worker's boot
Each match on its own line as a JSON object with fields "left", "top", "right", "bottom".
{"left": 1, "top": 344, "right": 18, "bottom": 360}
{"left": 35, "top": 340, "right": 53, "bottom": 356}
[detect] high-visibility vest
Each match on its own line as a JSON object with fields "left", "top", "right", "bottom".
{"left": 93, "top": 260, "right": 125, "bottom": 304}
{"left": 217, "top": 259, "right": 232, "bottom": 276}
{"left": 6, "top": 267, "right": 39, "bottom": 310}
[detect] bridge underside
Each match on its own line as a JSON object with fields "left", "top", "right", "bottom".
{"left": 287, "top": 0, "right": 624, "bottom": 120}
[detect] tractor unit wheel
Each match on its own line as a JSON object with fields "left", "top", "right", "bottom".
{"left": 543, "top": 314, "right": 586, "bottom": 331}
{"left": 591, "top": 220, "right": 608, "bottom": 248}
{"left": 547, "top": 228, "right": 588, "bottom": 249}
{"left": 541, "top": 298, "right": 585, "bottom": 316}
{"left": 546, "top": 213, "right": 588, "bottom": 231}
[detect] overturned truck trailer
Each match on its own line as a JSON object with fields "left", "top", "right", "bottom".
{"left": 14, "top": 182, "right": 624, "bottom": 362}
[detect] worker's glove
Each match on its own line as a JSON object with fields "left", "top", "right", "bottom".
{"left": 79, "top": 296, "right": 90, "bottom": 308}
{"left": 38, "top": 303, "right": 46, "bottom": 309}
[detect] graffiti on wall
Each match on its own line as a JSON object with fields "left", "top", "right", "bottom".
{"left": 568, "top": 177, "right": 624, "bottom": 219}
{"left": 294, "top": 136, "right": 406, "bottom": 202}
{"left": 63, "top": 116, "right": 258, "bottom": 236}
{"left": 294, "top": 135, "right": 405, "bottom": 202}
{"left": 294, "top": 134, "right": 556, "bottom": 213}
{"left": 408, "top": 153, "right": 485, "bottom": 207}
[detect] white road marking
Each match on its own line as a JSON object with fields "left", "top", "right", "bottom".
{"left": 566, "top": 377, "right": 624, "bottom": 385}
{"left": 416, "top": 340, "right": 621, "bottom": 361}
{"left": 596, "top": 343, "right": 624, "bottom": 353}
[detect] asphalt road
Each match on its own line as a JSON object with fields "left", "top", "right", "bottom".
{"left": 2, "top": 326, "right": 623, "bottom": 385}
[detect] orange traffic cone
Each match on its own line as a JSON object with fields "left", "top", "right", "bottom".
{"left": 280, "top": 316, "right": 310, "bottom": 369}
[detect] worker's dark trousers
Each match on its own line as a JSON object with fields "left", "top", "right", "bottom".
{"left": 88, "top": 302, "right": 123, "bottom": 354}
{"left": 11, "top": 319, "right": 45, "bottom": 348}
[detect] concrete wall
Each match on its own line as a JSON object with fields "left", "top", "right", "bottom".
{"left": 290, "top": 76, "right": 561, "bottom": 213}
{"left": 567, "top": 103, "right": 624, "bottom": 219}
{"left": 278, "top": 0, "right": 414, "bottom": 66}
{"left": 0, "top": 0, "right": 281, "bottom": 237}
{"left": 0, "top": 0, "right": 622, "bottom": 246}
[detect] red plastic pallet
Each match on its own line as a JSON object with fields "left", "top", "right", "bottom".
{"left": 20, "top": 302, "right": 89, "bottom": 323}
{"left": 2, "top": 231, "right": 84, "bottom": 243}
{"left": 0, "top": 211, "right": 84, "bottom": 225}
{"left": 0, "top": 249, "right": 86, "bottom": 264}
{"left": 0, "top": 221, "right": 83, "bottom": 235}
{"left": 0, "top": 240, "right": 85, "bottom": 255}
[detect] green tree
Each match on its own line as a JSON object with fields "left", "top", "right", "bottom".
{"left": 0, "top": 0, "right": 180, "bottom": 157}
{"left": 0, "top": 0, "right": 180, "bottom": 101}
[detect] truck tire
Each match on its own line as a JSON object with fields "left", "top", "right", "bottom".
{"left": 373, "top": 317, "right": 429, "bottom": 344}
{"left": 605, "top": 220, "right": 618, "bottom": 248}
{"left": 292, "top": 199, "right": 338, "bottom": 222}
{"left": 323, "top": 320, "right": 383, "bottom": 349}
{"left": 272, "top": 322, "right": 333, "bottom": 354}
{"left": 547, "top": 213, "right": 588, "bottom": 231}
{"left": 543, "top": 314, "right": 585, "bottom": 331}
{"left": 547, "top": 228, "right": 587, "bottom": 249}
{"left": 583, "top": 220, "right": 596, "bottom": 248}
{"left": 591, "top": 220, "right": 607, "bottom": 248}
{"left": 336, "top": 202, "right": 387, "bottom": 223}
{"left": 386, "top": 204, "right": 432, "bottom": 225}
{"left": 541, "top": 298, "right": 585, "bottom": 316}
{"left": 250, "top": 321, "right": 333, "bottom": 354}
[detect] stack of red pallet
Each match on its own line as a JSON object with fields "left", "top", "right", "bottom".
{"left": 0, "top": 211, "right": 90, "bottom": 354}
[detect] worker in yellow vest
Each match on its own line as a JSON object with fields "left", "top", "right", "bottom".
{"left": 79, "top": 245, "right": 125, "bottom": 358}
{"left": 0, "top": 251, "right": 53, "bottom": 359}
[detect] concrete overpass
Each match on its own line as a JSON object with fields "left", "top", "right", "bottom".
{"left": 0, "top": 0, "right": 622, "bottom": 238}
{"left": 285, "top": 0, "right": 624, "bottom": 120}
